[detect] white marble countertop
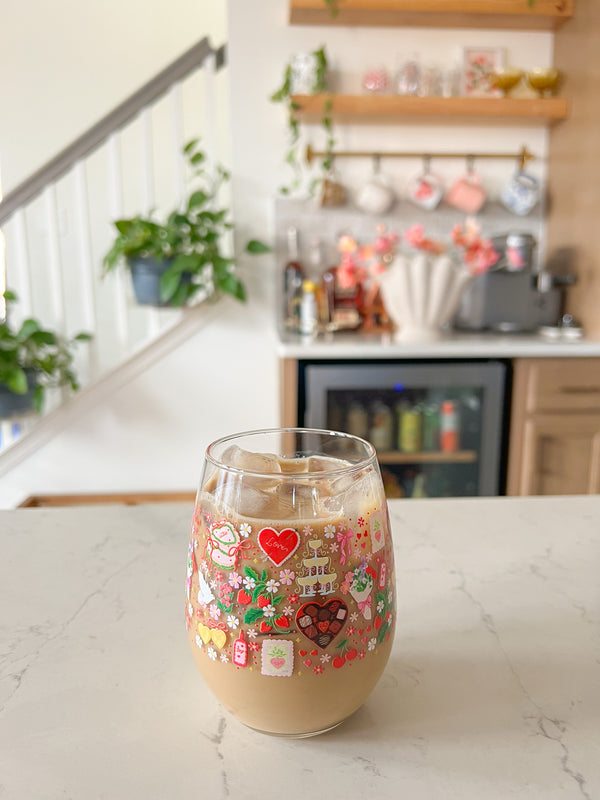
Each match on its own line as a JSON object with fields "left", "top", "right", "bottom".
{"left": 278, "top": 330, "right": 600, "bottom": 360}
{"left": 1, "top": 497, "right": 599, "bottom": 799}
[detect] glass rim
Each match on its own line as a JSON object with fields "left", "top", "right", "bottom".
{"left": 205, "top": 427, "right": 378, "bottom": 479}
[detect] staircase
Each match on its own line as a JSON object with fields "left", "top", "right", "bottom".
{"left": 0, "top": 38, "right": 228, "bottom": 457}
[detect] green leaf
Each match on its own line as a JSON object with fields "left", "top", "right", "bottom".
{"left": 33, "top": 384, "right": 44, "bottom": 414}
{"left": 244, "top": 566, "right": 258, "bottom": 581}
{"left": 159, "top": 268, "right": 183, "bottom": 303}
{"left": 188, "top": 189, "right": 209, "bottom": 208}
{"left": 17, "top": 319, "right": 40, "bottom": 340}
{"left": 245, "top": 239, "right": 270, "bottom": 255}
{"left": 377, "top": 622, "right": 389, "bottom": 644}
{"left": 261, "top": 569, "right": 268, "bottom": 582}
{"left": 74, "top": 332, "right": 92, "bottom": 342}
{"left": 2, "top": 289, "right": 17, "bottom": 302}
{"left": 252, "top": 583, "right": 266, "bottom": 602}
{"left": 5, "top": 367, "right": 28, "bottom": 394}
{"left": 244, "top": 608, "right": 265, "bottom": 625}
{"left": 30, "top": 330, "right": 56, "bottom": 346}
{"left": 183, "top": 138, "right": 199, "bottom": 154}
{"left": 218, "top": 273, "right": 246, "bottom": 302}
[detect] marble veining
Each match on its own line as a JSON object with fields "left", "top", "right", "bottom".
{"left": 0, "top": 497, "right": 599, "bottom": 799}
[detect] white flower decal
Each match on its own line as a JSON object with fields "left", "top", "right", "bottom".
{"left": 368, "top": 638, "right": 376, "bottom": 651}
{"left": 263, "top": 604, "right": 276, "bottom": 618}
{"left": 207, "top": 647, "right": 217, "bottom": 661}
{"left": 195, "top": 634, "right": 203, "bottom": 649}
{"left": 324, "top": 524, "right": 336, "bottom": 539}
{"left": 209, "top": 604, "right": 220, "bottom": 620}
{"left": 220, "top": 653, "right": 229, "bottom": 663}
{"left": 265, "top": 579, "right": 280, "bottom": 594}
{"left": 247, "top": 628, "right": 257, "bottom": 639}
{"left": 226, "top": 615, "right": 240, "bottom": 630}
{"left": 239, "top": 523, "right": 252, "bottom": 538}
{"left": 243, "top": 576, "right": 256, "bottom": 590}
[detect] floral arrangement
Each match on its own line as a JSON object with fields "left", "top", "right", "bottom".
{"left": 335, "top": 218, "right": 498, "bottom": 289}
{"left": 405, "top": 218, "right": 500, "bottom": 274}
{"left": 336, "top": 224, "right": 400, "bottom": 290}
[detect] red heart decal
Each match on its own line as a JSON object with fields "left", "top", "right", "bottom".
{"left": 296, "top": 599, "right": 348, "bottom": 649}
{"left": 299, "top": 650, "right": 307, "bottom": 657}
{"left": 310, "top": 649, "right": 318, "bottom": 656}
{"left": 257, "top": 526, "right": 300, "bottom": 566}
{"left": 303, "top": 659, "right": 312, "bottom": 667}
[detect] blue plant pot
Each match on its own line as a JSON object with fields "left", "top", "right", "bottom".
{"left": 0, "top": 376, "right": 36, "bottom": 419}
{"left": 128, "top": 257, "right": 192, "bottom": 307}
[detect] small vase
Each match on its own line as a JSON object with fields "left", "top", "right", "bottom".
{"left": 379, "top": 253, "right": 472, "bottom": 342}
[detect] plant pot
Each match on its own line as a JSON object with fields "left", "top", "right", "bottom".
{"left": 128, "top": 257, "right": 192, "bottom": 307}
{"left": 0, "top": 376, "right": 36, "bottom": 419}
{"left": 379, "top": 253, "right": 473, "bottom": 342}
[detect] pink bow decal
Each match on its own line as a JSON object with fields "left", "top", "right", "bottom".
{"left": 357, "top": 597, "right": 371, "bottom": 617}
{"left": 336, "top": 529, "right": 353, "bottom": 565}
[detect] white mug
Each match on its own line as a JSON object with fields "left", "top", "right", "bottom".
{"left": 500, "top": 171, "right": 540, "bottom": 216}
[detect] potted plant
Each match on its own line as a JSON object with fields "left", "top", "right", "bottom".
{"left": 270, "top": 45, "right": 336, "bottom": 196}
{"left": 102, "top": 139, "right": 270, "bottom": 307}
{"left": 0, "top": 290, "right": 91, "bottom": 417}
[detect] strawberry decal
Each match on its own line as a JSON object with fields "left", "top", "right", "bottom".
{"left": 241, "top": 566, "right": 290, "bottom": 634}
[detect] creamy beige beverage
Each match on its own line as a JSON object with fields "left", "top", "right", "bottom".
{"left": 185, "top": 431, "right": 396, "bottom": 736}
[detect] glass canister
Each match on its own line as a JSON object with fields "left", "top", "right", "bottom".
{"left": 186, "top": 428, "right": 396, "bottom": 737}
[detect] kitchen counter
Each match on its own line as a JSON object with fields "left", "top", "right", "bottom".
{"left": 1, "top": 497, "right": 599, "bottom": 799}
{"left": 279, "top": 330, "right": 600, "bottom": 359}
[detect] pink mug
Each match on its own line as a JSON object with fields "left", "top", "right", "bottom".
{"left": 407, "top": 172, "right": 444, "bottom": 210}
{"left": 446, "top": 172, "right": 487, "bottom": 214}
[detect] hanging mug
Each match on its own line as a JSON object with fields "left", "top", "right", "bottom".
{"left": 356, "top": 156, "right": 396, "bottom": 215}
{"left": 406, "top": 157, "right": 444, "bottom": 211}
{"left": 500, "top": 169, "right": 540, "bottom": 216}
{"left": 446, "top": 158, "right": 487, "bottom": 214}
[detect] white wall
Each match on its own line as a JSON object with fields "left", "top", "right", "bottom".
{"left": 0, "top": 0, "right": 555, "bottom": 506}
{"left": 0, "top": 0, "right": 227, "bottom": 193}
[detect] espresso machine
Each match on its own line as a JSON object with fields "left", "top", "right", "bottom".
{"left": 454, "top": 233, "right": 574, "bottom": 333}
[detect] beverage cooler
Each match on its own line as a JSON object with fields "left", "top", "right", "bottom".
{"left": 298, "top": 360, "right": 509, "bottom": 498}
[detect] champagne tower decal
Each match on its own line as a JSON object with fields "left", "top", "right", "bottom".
{"left": 296, "top": 539, "right": 338, "bottom": 597}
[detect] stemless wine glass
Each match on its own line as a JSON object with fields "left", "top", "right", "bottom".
{"left": 185, "top": 428, "right": 396, "bottom": 737}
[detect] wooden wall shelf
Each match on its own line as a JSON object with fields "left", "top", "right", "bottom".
{"left": 291, "top": 94, "right": 569, "bottom": 125}
{"left": 289, "top": 0, "right": 574, "bottom": 31}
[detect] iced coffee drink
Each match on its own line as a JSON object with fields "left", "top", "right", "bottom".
{"left": 185, "top": 428, "right": 395, "bottom": 736}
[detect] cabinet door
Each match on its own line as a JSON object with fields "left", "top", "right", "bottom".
{"left": 519, "top": 414, "right": 600, "bottom": 496}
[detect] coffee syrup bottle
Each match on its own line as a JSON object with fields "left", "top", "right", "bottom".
{"left": 283, "top": 227, "right": 304, "bottom": 332}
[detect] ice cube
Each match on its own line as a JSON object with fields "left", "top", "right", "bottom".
{"left": 221, "top": 444, "right": 282, "bottom": 474}
{"left": 307, "top": 455, "right": 349, "bottom": 473}
{"left": 220, "top": 444, "right": 282, "bottom": 489}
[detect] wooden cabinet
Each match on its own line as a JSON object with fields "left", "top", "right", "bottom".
{"left": 507, "top": 358, "right": 600, "bottom": 495}
{"left": 289, "top": 1, "right": 574, "bottom": 31}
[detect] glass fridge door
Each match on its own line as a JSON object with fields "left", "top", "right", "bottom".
{"left": 303, "top": 361, "right": 506, "bottom": 498}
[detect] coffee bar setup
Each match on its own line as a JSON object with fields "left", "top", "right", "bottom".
{"left": 271, "top": 0, "right": 600, "bottom": 503}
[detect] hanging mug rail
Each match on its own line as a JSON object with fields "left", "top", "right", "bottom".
{"left": 305, "top": 144, "right": 535, "bottom": 171}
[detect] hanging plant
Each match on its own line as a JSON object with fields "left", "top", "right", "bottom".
{"left": 270, "top": 45, "right": 336, "bottom": 196}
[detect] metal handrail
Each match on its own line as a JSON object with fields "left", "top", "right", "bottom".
{"left": 0, "top": 38, "right": 226, "bottom": 225}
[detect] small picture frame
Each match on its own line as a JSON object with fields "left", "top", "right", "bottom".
{"left": 462, "top": 47, "right": 505, "bottom": 97}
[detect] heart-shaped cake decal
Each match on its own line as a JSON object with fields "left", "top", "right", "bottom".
{"left": 296, "top": 598, "right": 348, "bottom": 649}
{"left": 258, "top": 526, "right": 300, "bottom": 566}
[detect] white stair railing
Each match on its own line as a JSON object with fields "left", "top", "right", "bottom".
{"left": 0, "top": 38, "right": 227, "bottom": 454}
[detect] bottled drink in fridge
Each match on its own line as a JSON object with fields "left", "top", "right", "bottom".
{"left": 440, "top": 400, "right": 459, "bottom": 452}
